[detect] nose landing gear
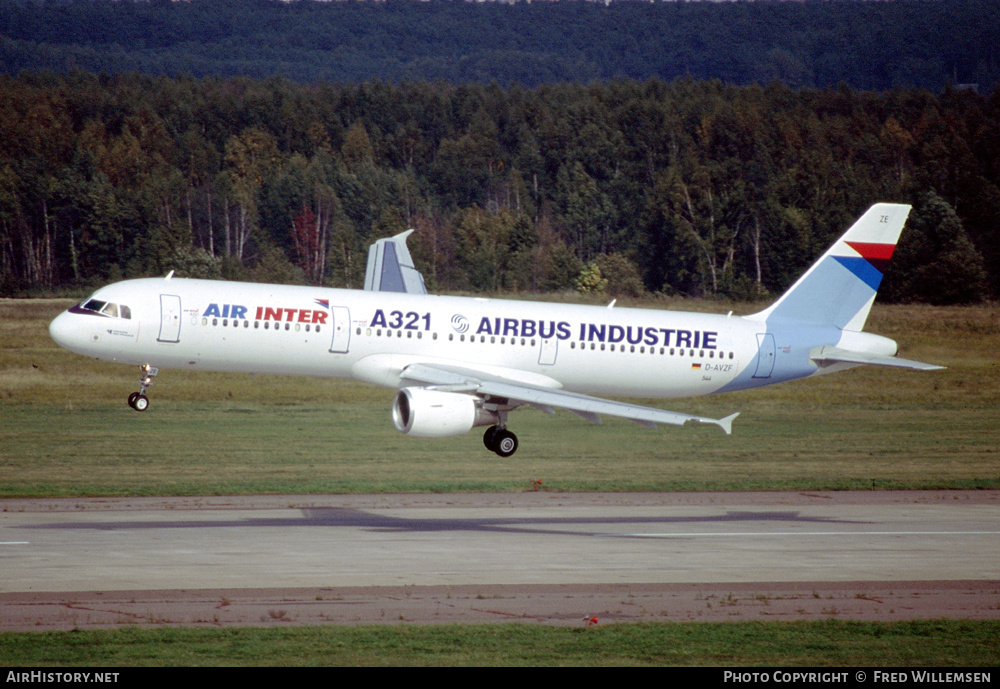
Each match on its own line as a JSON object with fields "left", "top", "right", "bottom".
{"left": 127, "top": 364, "right": 158, "bottom": 411}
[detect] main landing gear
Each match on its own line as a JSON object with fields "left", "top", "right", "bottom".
{"left": 480, "top": 404, "right": 518, "bottom": 457}
{"left": 483, "top": 425, "right": 518, "bottom": 457}
{"left": 127, "top": 364, "right": 158, "bottom": 412}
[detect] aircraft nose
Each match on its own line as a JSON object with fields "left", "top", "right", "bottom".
{"left": 49, "top": 310, "right": 84, "bottom": 352}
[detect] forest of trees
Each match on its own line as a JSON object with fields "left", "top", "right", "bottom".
{"left": 1, "top": 0, "right": 998, "bottom": 91}
{"left": 0, "top": 0, "right": 996, "bottom": 303}
{"left": 1, "top": 72, "right": 995, "bottom": 303}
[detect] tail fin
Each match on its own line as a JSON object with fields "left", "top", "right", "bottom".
{"left": 750, "top": 203, "right": 910, "bottom": 330}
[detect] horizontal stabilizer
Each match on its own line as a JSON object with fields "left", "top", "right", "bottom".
{"left": 810, "top": 346, "right": 945, "bottom": 371}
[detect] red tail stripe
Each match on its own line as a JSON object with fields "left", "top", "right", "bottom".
{"left": 845, "top": 242, "right": 895, "bottom": 261}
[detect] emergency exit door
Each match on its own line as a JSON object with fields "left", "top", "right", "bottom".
{"left": 329, "top": 306, "right": 351, "bottom": 354}
{"left": 753, "top": 333, "right": 775, "bottom": 379}
{"left": 158, "top": 294, "right": 181, "bottom": 343}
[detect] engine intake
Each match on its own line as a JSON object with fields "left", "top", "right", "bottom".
{"left": 392, "top": 387, "right": 498, "bottom": 437}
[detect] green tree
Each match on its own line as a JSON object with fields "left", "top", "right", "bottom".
{"left": 557, "top": 161, "right": 617, "bottom": 261}
{"left": 452, "top": 207, "right": 519, "bottom": 292}
{"left": 655, "top": 160, "right": 748, "bottom": 297}
{"left": 574, "top": 261, "right": 606, "bottom": 294}
{"left": 884, "top": 191, "right": 987, "bottom": 304}
{"left": 222, "top": 127, "right": 280, "bottom": 261}
{"left": 593, "top": 252, "right": 646, "bottom": 297}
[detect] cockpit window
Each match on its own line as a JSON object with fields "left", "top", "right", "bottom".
{"left": 80, "top": 299, "right": 131, "bottom": 319}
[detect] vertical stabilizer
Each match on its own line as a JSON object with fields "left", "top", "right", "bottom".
{"left": 750, "top": 203, "right": 910, "bottom": 330}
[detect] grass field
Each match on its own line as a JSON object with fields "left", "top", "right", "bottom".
{"left": 2, "top": 298, "right": 997, "bottom": 497}
{"left": 2, "top": 620, "right": 998, "bottom": 667}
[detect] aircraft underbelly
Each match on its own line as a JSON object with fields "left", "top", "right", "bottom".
{"left": 139, "top": 324, "right": 354, "bottom": 378}
{"left": 535, "top": 351, "right": 736, "bottom": 398}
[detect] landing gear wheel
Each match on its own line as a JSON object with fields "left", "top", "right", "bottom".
{"left": 491, "top": 429, "right": 518, "bottom": 458}
{"left": 128, "top": 364, "right": 158, "bottom": 412}
{"left": 483, "top": 426, "right": 518, "bottom": 456}
{"left": 483, "top": 426, "right": 499, "bottom": 452}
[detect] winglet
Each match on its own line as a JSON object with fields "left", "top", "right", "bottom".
{"left": 710, "top": 412, "right": 740, "bottom": 436}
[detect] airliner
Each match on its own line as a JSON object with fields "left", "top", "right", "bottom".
{"left": 49, "top": 203, "right": 941, "bottom": 456}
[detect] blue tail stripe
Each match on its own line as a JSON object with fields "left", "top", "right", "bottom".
{"left": 832, "top": 256, "right": 883, "bottom": 291}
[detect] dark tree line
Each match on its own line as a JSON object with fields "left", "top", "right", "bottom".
{"left": 1, "top": 73, "right": 994, "bottom": 303}
{"left": 1, "top": 0, "right": 998, "bottom": 92}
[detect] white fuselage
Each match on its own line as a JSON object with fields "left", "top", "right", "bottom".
{"left": 49, "top": 276, "right": 836, "bottom": 400}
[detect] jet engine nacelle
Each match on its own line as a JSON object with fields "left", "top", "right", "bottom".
{"left": 392, "top": 387, "right": 499, "bottom": 438}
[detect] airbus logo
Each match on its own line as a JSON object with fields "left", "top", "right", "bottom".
{"left": 451, "top": 314, "right": 470, "bottom": 333}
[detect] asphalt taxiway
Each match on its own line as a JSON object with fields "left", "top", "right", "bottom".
{"left": 1, "top": 491, "right": 997, "bottom": 629}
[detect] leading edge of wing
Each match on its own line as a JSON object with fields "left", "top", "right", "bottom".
{"left": 400, "top": 362, "right": 739, "bottom": 435}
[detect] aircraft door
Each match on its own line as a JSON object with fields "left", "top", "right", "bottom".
{"left": 538, "top": 338, "right": 558, "bottom": 366}
{"left": 329, "top": 306, "right": 351, "bottom": 353}
{"left": 158, "top": 294, "right": 182, "bottom": 343}
{"left": 753, "top": 333, "right": 775, "bottom": 379}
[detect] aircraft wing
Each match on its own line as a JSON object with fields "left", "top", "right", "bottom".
{"left": 810, "top": 346, "right": 945, "bottom": 371}
{"left": 363, "top": 230, "right": 427, "bottom": 294}
{"left": 399, "top": 362, "right": 739, "bottom": 434}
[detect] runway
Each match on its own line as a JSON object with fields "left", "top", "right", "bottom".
{"left": 1, "top": 491, "right": 997, "bottom": 629}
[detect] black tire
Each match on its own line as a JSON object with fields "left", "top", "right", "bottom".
{"left": 492, "top": 429, "right": 518, "bottom": 457}
{"left": 483, "top": 426, "right": 499, "bottom": 452}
